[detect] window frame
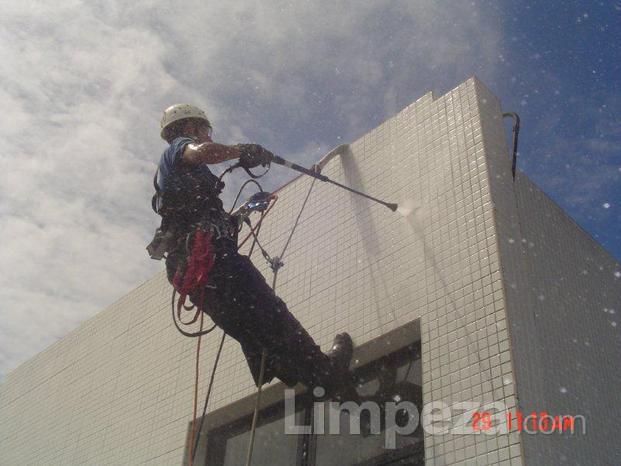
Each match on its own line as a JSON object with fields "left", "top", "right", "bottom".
{"left": 204, "top": 395, "right": 313, "bottom": 466}
{"left": 193, "top": 338, "right": 424, "bottom": 465}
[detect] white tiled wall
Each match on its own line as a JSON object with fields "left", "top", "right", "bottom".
{"left": 2, "top": 77, "right": 618, "bottom": 465}
{"left": 475, "top": 81, "right": 621, "bottom": 466}
{"left": 502, "top": 176, "right": 620, "bottom": 465}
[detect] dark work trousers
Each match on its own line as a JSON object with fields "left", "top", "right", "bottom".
{"left": 167, "top": 238, "right": 349, "bottom": 397}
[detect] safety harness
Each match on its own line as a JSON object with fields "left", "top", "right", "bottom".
{"left": 149, "top": 158, "right": 235, "bottom": 328}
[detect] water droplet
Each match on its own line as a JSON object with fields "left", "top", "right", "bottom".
{"left": 603, "top": 203, "right": 610, "bottom": 209}
{"left": 508, "top": 238, "right": 515, "bottom": 244}
{"left": 560, "top": 387, "right": 568, "bottom": 394}
{"left": 614, "top": 271, "right": 621, "bottom": 278}
{"left": 612, "top": 322, "right": 617, "bottom": 328}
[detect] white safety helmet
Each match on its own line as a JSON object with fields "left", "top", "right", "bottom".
{"left": 160, "top": 103, "right": 211, "bottom": 140}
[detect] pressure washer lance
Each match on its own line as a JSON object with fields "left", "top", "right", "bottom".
{"left": 269, "top": 154, "right": 399, "bottom": 212}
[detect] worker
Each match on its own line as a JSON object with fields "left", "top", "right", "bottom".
{"left": 149, "top": 104, "right": 359, "bottom": 401}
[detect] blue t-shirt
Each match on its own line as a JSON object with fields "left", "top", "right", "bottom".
{"left": 157, "top": 137, "right": 194, "bottom": 192}
{"left": 155, "top": 137, "right": 223, "bottom": 214}
{"left": 157, "top": 137, "right": 221, "bottom": 191}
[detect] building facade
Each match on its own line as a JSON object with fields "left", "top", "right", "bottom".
{"left": 1, "top": 77, "right": 619, "bottom": 465}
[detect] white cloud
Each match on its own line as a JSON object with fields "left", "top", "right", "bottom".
{"left": 0, "top": 0, "right": 501, "bottom": 378}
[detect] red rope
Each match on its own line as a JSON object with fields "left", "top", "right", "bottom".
{"left": 188, "top": 311, "right": 205, "bottom": 466}
{"left": 173, "top": 229, "right": 216, "bottom": 323}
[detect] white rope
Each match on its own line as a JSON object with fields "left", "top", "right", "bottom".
{"left": 245, "top": 177, "right": 317, "bottom": 466}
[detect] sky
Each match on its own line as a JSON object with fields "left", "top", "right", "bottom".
{"left": 0, "top": 0, "right": 619, "bottom": 380}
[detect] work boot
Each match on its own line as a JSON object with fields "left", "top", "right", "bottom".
{"left": 324, "top": 333, "right": 359, "bottom": 402}
{"left": 326, "top": 333, "right": 354, "bottom": 372}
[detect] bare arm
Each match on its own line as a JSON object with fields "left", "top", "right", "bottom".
{"left": 181, "top": 142, "right": 241, "bottom": 166}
